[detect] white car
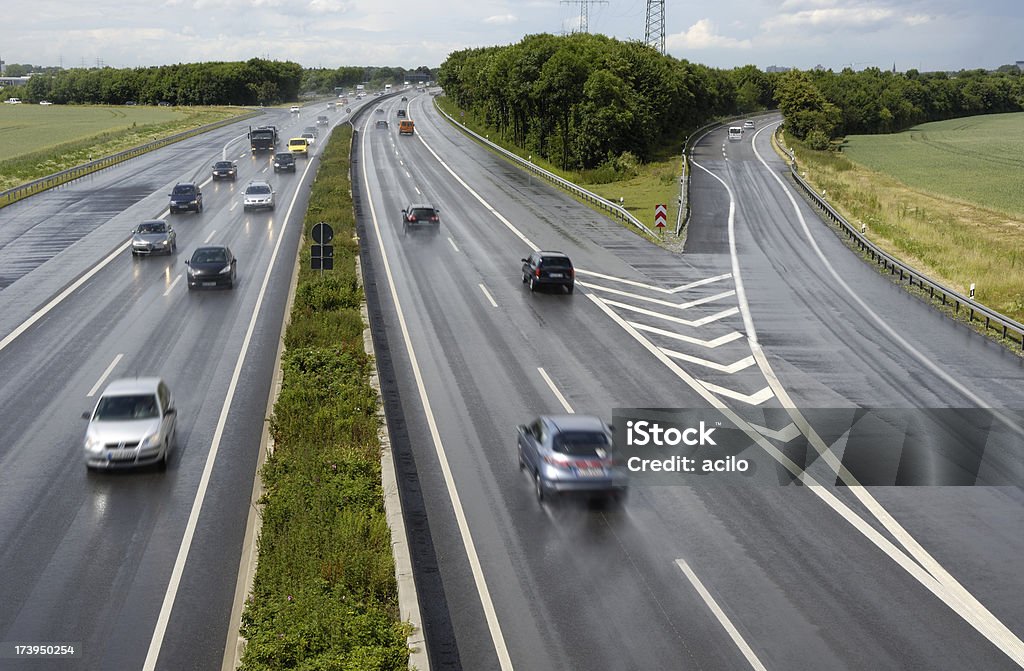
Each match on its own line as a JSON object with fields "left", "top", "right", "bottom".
{"left": 39, "top": 100, "right": 53, "bottom": 106}
{"left": 290, "top": 105, "right": 300, "bottom": 113}
{"left": 4, "top": 98, "right": 22, "bottom": 104}
{"left": 243, "top": 181, "right": 276, "bottom": 211}
{"left": 83, "top": 377, "right": 177, "bottom": 470}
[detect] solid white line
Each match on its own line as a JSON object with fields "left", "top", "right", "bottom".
{"left": 0, "top": 239, "right": 131, "bottom": 355}
{"left": 447, "top": 237, "right": 459, "bottom": 252}
{"left": 86, "top": 353, "right": 123, "bottom": 397}
{"left": 629, "top": 322, "right": 745, "bottom": 348}
{"left": 416, "top": 133, "right": 538, "bottom": 252}
{"left": 229, "top": 201, "right": 238, "bottom": 211}
{"left": 478, "top": 283, "right": 498, "bottom": 308}
{"left": 415, "top": 186, "right": 422, "bottom": 195}
{"left": 204, "top": 230, "right": 217, "bottom": 244}
{"left": 361, "top": 117, "right": 515, "bottom": 670}
{"left": 675, "top": 559, "right": 768, "bottom": 671}
{"left": 604, "top": 300, "right": 739, "bottom": 327}
{"left": 141, "top": 144, "right": 317, "bottom": 671}
{"left": 660, "top": 348, "right": 755, "bottom": 374}
{"left": 537, "top": 367, "right": 573, "bottom": 414}
{"left": 163, "top": 274, "right": 183, "bottom": 297}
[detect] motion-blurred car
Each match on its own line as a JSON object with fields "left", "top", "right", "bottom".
{"left": 288, "top": 137, "right": 309, "bottom": 156}
{"left": 290, "top": 105, "right": 300, "bottom": 113}
{"left": 242, "top": 181, "right": 275, "bottom": 211}
{"left": 397, "top": 109, "right": 406, "bottom": 118}
{"left": 39, "top": 100, "right": 53, "bottom": 105}
{"left": 375, "top": 120, "right": 389, "bottom": 129}
{"left": 516, "top": 415, "right": 626, "bottom": 502}
{"left": 400, "top": 203, "right": 440, "bottom": 236}
{"left": 168, "top": 182, "right": 203, "bottom": 213}
{"left": 301, "top": 130, "right": 316, "bottom": 145}
{"left": 211, "top": 160, "right": 237, "bottom": 181}
{"left": 317, "top": 115, "right": 328, "bottom": 125}
{"left": 375, "top": 107, "right": 384, "bottom": 114}
{"left": 82, "top": 377, "right": 177, "bottom": 471}
{"left": 521, "top": 251, "right": 574, "bottom": 293}
{"left": 131, "top": 220, "right": 176, "bottom": 256}
{"left": 186, "top": 245, "right": 237, "bottom": 290}
{"left": 401, "top": 96, "right": 408, "bottom": 101}
{"left": 743, "top": 120, "right": 756, "bottom": 130}
{"left": 274, "top": 152, "right": 296, "bottom": 172}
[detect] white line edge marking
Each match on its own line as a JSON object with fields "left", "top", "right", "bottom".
{"left": 361, "top": 117, "right": 515, "bottom": 670}
{"left": 694, "top": 127, "right": 1024, "bottom": 666}
{"left": 478, "top": 283, "right": 498, "bottom": 308}
{"left": 675, "top": 559, "right": 768, "bottom": 671}
{"left": 163, "top": 274, "right": 183, "bottom": 297}
{"left": 0, "top": 239, "right": 131, "bottom": 355}
{"left": 447, "top": 237, "right": 459, "bottom": 252}
{"left": 86, "top": 353, "right": 123, "bottom": 397}
{"left": 203, "top": 230, "right": 217, "bottom": 244}
{"left": 537, "top": 367, "right": 573, "bottom": 414}
{"left": 141, "top": 146, "right": 316, "bottom": 671}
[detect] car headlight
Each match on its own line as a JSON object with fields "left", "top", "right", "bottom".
{"left": 140, "top": 434, "right": 160, "bottom": 449}
{"left": 84, "top": 433, "right": 103, "bottom": 452}
{"left": 188, "top": 266, "right": 198, "bottom": 276}
{"left": 220, "top": 264, "right": 232, "bottom": 274}
{"left": 190, "top": 199, "right": 198, "bottom": 204}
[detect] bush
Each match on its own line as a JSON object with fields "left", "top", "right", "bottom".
{"left": 805, "top": 129, "right": 831, "bottom": 151}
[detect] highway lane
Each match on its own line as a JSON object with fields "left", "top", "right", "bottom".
{"left": 0, "top": 101, "right": 351, "bottom": 669}
{"left": 360, "top": 92, "right": 1024, "bottom": 670}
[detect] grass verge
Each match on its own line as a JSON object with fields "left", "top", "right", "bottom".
{"left": 0, "top": 106, "right": 251, "bottom": 191}
{"left": 434, "top": 97, "right": 683, "bottom": 241}
{"left": 239, "top": 125, "right": 410, "bottom": 670}
{"left": 782, "top": 130, "right": 1024, "bottom": 323}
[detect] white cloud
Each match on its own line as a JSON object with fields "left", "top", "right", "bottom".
{"left": 667, "top": 19, "right": 752, "bottom": 50}
{"left": 763, "top": 4, "right": 933, "bottom": 33}
{"left": 483, "top": 14, "right": 516, "bottom": 25}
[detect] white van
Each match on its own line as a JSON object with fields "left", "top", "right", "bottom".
{"left": 728, "top": 126, "right": 743, "bottom": 141}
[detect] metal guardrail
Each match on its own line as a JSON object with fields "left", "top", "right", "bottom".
{"left": 774, "top": 126, "right": 1024, "bottom": 349}
{"left": 432, "top": 100, "right": 659, "bottom": 240}
{"left": 0, "top": 109, "right": 260, "bottom": 210}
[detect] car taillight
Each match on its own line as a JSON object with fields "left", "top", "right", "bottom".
{"left": 570, "top": 267, "right": 575, "bottom": 278}
{"left": 408, "top": 215, "right": 417, "bottom": 222}
{"left": 430, "top": 215, "right": 438, "bottom": 222}
{"left": 543, "top": 455, "right": 572, "bottom": 468}
{"left": 535, "top": 267, "right": 541, "bottom": 277}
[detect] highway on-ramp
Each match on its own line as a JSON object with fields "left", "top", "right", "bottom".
{"left": 358, "top": 95, "right": 1024, "bottom": 670}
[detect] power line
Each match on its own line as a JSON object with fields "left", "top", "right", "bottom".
{"left": 561, "top": 0, "right": 608, "bottom": 33}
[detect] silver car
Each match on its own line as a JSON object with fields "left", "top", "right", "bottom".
{"left": 131, "top": 219, "right": 176, "bottom": 256}
{"left": 243, "top": 181, "right": 275, "bottom": 211}
{"left": 82, "top": 377, "right": 177, "bottom": 470}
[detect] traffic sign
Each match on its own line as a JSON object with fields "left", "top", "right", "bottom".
{"left": 312, "top": 221, "right": 334, "bottom": 244}
{"left": 655, "top": 204, "right": 668, "bottom": 229}
{"left": 311, "top": 243, "right": 334, "bottom": 271}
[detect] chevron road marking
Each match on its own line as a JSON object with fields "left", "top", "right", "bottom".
{"left": 575, "top": 268, "right": 733, "bottom": 294}
{"left": 578, "top": 281, "right": 736, "bottom": 311}
{"left": 660, "top": 348, "right": 756, "bottom": 374}
{"left": 698, "top": 381, "right": 775, "bottom": 406}
{"left": 629, "top": 322, "right": 745, "bottom": 348}
{"left": 748, "top": 421, "right": 801, "bottom": 443}
{"left": 604, "top": 300, "right": 739, "bottom": 327}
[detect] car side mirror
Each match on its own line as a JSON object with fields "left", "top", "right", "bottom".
{"left": 520, "top": 258, "right": 528, "bottom": 263}
{"left": 81, "top": 411, "right": 91, "bottom": 420}
{"left": 185, "top": 260, "right": 190, "bottom": 266}
{"left": 165, "top": 408, "right": 176, "bottom": 416}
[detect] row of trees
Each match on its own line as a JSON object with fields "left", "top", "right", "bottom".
{"left": 778, "top": 67, "right": 1024, "bottom": 146}
{"left": 437, "top": 33, "right": 763, "bottom": 171}
{"left": 301, "top": 65, "right": 433, "bottom": 93}
{"left": 19, "top": 59, "right": 303, "bottom": 106}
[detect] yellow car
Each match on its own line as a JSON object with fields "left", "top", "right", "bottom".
{"left": 288, "top": 137, "right": 309, "bottom": 156}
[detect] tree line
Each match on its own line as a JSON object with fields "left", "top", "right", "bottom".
{"left": 777, "top": 66, "right": 1024, "bottom": 148}
{"left": 437, "top": 33, "right": 772, "bottom": 171}
{"left": 302, "top": 65, "right": 433, "bottom": 93}
{"left": 20, "top": 59, "right": 303, "bottom": 106}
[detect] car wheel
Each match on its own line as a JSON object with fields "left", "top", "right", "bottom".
{"left": 534, "top": 471, "right": 545, "bottom": 501}
{"left": 517, "top": 446, "right": 525, "bottom": 471}
{"left": 171, "top": 241, "right": 177, "bottom": 253}
{"left": 566, "top": 282, "right": 574, "bottom": 294}
{"left": 522, "top": 272, "right": 528, "bottom": 284}
{"left": 157, "top": 448, "right": 168, "bottom": 471}
{"left": 402, "top": 223, "right": 408, "bottom": 236}
{"left": 187, "top": 283, "right": 195, "bottom": 291}
{"left": 528, "top": 276, "right": 537, "bottom": 292}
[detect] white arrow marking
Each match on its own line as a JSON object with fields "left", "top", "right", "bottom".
{"left": 604, "top": 300, "right": 739, "bottom": 327}
{"left": 660, "top": 348, "right": 755, "bottom": 374}
{"left": 629, "top": 322, "right": 745, "bottom": 348}
{"left": 698, "top": 381, "right": 774, "bottom": 405}
{"left": 574, "top": 269, "right": 733, "bottom": 295}
{"left": 578, "top": 282, "right": 735, "bottom": 311}
{"left": 748, "top": 422, "right": 801, "bottom": 443}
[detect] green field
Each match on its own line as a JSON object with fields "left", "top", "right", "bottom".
{"left": 842, "top": 112, "right": 1024, "bottom": 217}
{"left": 0, "top": 104, "right": 247, "bottom": 191}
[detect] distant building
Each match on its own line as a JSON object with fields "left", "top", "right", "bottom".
{"left": 1017, "top": 60, "right": 1024, "bottom": 72}
{"left": 0, "top": 76, "right": 30, "bottom": 87}
{"left": 765, "top": 65, "right": 791, "bottom": 73}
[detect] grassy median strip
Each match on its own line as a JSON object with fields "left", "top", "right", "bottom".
{"left": 239, "top": 125, "right": 410, "bottom": 670}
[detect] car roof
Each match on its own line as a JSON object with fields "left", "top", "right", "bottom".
{"left": 140, "top": 219, "right": 166, "bottom": 225}
{"left": 175, "top": 182, "right": 198, "bottom": 187}
{"left": 247, "top": 180, "right": 271, "bottom": 188}
{"left": 194, "top": 245, "right": 230, "bottom": 253}
{"left": 289, "top": 137, "right": 307, "bottom": 142}
{"left": 543, "top": 415, "right": 607, "bottom": 432}
{"left": 536, "top": 250, "right": 570, "bottom": 259}
{"left": 406, "top": 202, "right": 436, "bottom": 210}
{"left": 101, "top": 377, "right": 164, "bottom": 396}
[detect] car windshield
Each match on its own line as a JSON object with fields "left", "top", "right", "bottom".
{"left": 137, "top": 222, "right": 166, "bottom": 233}
{"left": 541, "top": 257, "right": 571, "bottom": 268}
{"left": 246, "top": 185, "right": 271, "bottom": 194}
{"left": 214, "top": 162, "right": 233, "bottom": 169}
{"left": 277, "top": 154, "right": 293, "bottom": 160}
{"left": 193, "top": 249, "right": 227, "bottom": 264}
{"left": 94, "top": 394, "right": 160, "bottom": 421}
{"left": 291, "top": 140, "right": 306, "bottom": 146}
{"left": 172, "top": 185, "right": 195, "bottom": 195}
{"left": 553, "top": 431, "right": 610, "bottom": 456}
{"left": 410, "top": 208, "right": 436, "bottom": 219}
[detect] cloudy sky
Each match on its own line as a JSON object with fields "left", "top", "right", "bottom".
{"left": 5, "top": 0, "right": 1022, "bottom": 72}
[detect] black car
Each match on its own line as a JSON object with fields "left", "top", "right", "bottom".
{"left": 186, "top": 245, "right": 237, "bottom": 290}
{"left": 521, "top": 251, "right": 574, "bottom": 293}
{"left": 274, "top": 152, "right": 296, "bottom": 172}
{"left": 400, "top": 203, "right": 440, "bottom": 236}
{"left": 168, "top": 182, "right": 203, "bottom": 213}
{"left": 397, "top": 109, "right": 406, "bottom": 117}
{"left": 401, "top": 96, "right": 408, "bottom": 101}
{"left": 517, "top": 415, "right": 627, "bottom": 502}
{"left": 375, "top": 120, "right": 389, "bottom": 129}
{"left": 211, "top": 160, "right": 237, "bottom": 181}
